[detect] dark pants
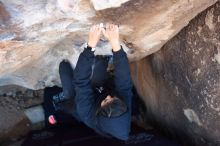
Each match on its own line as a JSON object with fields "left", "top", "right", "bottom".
{"left": 57, "top": 58, "right": 109, "bottom": 115}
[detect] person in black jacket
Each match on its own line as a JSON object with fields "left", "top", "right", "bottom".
{"left": 49, "top": 23, "right": 133, "bottom": 140}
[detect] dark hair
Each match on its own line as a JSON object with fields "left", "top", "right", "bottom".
{"left": 96, "top": 97, "right": 127, "bottom": 118}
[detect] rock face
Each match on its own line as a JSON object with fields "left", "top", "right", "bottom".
{"left": 0, "top": 0, "right": 217, "bottom": 89}
{"left": 130, "top": 2, "right": 220, "bottom": 145}
{"left": 0, "top": 85, "right": 43, "bottom": 143}
{"left": 1, "top": 0, "right": 220, "bottom": 146}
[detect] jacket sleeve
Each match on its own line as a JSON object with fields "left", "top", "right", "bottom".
{"left": 113, "top": 47, "right": 133, "bottom": 106}
{"left": 73, "top": 48, "right": 97, "bottom": 129}
{"left": 108, "top": 48, "right": 133, "bottom": 140}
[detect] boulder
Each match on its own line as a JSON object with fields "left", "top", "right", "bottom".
{"left": 1, "top": 0, "right": 220, "bottom": 145}
{"left": 130, "top": 2, "right": 220, "bottom": 145}
{"left": 0, "top": 0, "right": 217, "bottom": 89}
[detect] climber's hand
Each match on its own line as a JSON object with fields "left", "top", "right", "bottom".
{"left": 88, "top": 24, "right": 102, "bottom": 48}
{"left": 102, "top": 23, "right": 121, "bottom": 52}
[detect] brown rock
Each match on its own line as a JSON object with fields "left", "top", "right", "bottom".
{"left": 130, "top": 2, "right": 220, "bottom": 145}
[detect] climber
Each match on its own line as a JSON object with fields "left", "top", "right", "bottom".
{"left": 48, "top": 23, "right": 133, "bottom": 140}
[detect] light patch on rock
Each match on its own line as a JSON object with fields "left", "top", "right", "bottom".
{"left": 205, "top": 8, "right": 215, "bottom": 30}
{"left": 201, "top": 60, "right": 206, "bottom": 65}
{"left": 25, "top": 105, "right": 45, "bottom": 124}
{"left": 119, "top": 25, "right": 134, "bottom": 35}
{"left": 184, "top": 109, "right": 203, "bottom": 126}
{"left": 91, "top": 0, "right": 130, "bottom": 10}
{"left": 175, "top": 86, "right": 179, "bottom": 96}
{"left": 197, "top": 26, "right": 202, "bottom": 36}
{"left": 196, "top": 68, "right": 201, "bottom": 76}
{"left": 210, "top": 104, "right": 220, "bottom": 112}
{"left": 214, "top": 49, "right": 220, "bottom": 64}
{"left": 139, "top": 24, "right": 175, "bottom": 50}
{"left": 57, "top": 0, "right": 80, "bottom": 12}
{"left": 185, "top": 76, "right": 192, "bottom": 86}
{"left": 204, "top": 95, "right": 220, "bottom": 112}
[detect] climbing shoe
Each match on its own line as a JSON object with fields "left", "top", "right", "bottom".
{"left": 52, "top": 92, "right": 67, "bottom": 111}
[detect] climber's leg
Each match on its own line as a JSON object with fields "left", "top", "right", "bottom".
{"left": 58, "top": 60, "right": 75, "bottom": 100}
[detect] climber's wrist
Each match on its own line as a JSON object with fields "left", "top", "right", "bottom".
{"left": 111, "top": 41, "right": 121, "bottom": 52}
{"left": 88, "top": 41, "right": 97, "bottom": 48}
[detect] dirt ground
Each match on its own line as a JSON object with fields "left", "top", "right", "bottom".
{"left": 0, "top": 85, "right": 44, "bottom": 146}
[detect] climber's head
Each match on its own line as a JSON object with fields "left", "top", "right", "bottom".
{"left": 96, "top": 95, "right": 127, "bottom": 118}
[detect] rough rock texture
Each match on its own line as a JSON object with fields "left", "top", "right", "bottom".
{"left": 130, "top": 2, "right": 220, "bottom": 146}
{"left": 0, "top": 85, "right": 43, "bottom": 144}
{"left": 1, "top": 0, "right": 220, "bottom": 146}
{"left": 0, "top": 0, "right": 218, "bottom": 89}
